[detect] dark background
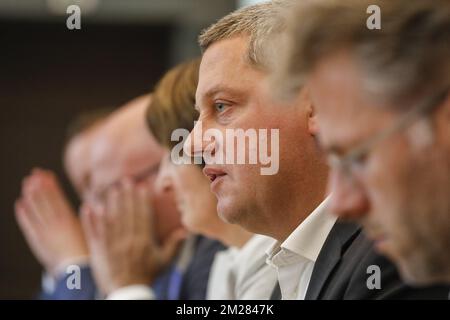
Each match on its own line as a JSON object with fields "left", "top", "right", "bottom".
{"left": 0, "top": 0, "right": 239, "bottom": 299}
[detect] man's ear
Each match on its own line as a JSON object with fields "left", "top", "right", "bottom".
{"left": 303, "top": 88, "right": 319, "bottom": 136}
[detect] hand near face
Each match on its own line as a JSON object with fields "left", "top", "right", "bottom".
{"left": 81, "top": 180, "right": 186, "bottom": 296}
{"left": 14, "top": 168, "right": 88, "bottom": 276}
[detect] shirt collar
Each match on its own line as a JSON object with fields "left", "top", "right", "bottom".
{"left": 266, "top": 197, "right": 336, "bottom": 263}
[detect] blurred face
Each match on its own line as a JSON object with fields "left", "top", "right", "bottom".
{"left": 89, "top": 137, "right": 181, "bottom": 243}
{"left": 309, "top": 50, "right": 450, "bottom": 284}
{"left": 64, "top": 133, "right": 92, "bottom": 197}
{"left": 186, "top": 36, "right": 322, "bottom": 239}
{"left": 156, "top": 151, "right": 218, "bottom": 235}
{"left": 87, "top": 101, "right": 182, "bottom": 243}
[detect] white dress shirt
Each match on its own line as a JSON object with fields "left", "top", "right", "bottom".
{"left": 207, "top": 235, "right": 277, "bottom": 300}
{"left": 266, "top": 197, "right": 336, "bottom": 300}
{"left": 107, "top": 285, "right": 155, "bottom": 300}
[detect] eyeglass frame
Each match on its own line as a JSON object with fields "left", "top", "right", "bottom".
{"left": 327, "top": 88, "right": 449, "bottom": 180}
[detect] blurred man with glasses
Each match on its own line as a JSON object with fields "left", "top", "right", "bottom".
{"left": 276, "top": 0, "right": 450, "bottom": 285}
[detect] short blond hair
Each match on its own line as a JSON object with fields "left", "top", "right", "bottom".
{"left": 276, "top": 0, "right": 450, "bottom": 106}
{"left": 199, "top": 1, "right": 290, "bottom": 70}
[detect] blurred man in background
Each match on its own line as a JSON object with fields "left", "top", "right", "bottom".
{"left": 275, "top": 0, "right": 450, "bottom": 285}
{"left": 15, "top": 109, "right": 110, "bottom": 299}
{"left": 80, "top": 94, "right": 226, "bottom": 300}
{"left": 16, "top": 95, "right": 187, "bottom": 299}
{"left": 80, "top": 94, "right": 185, "bottom": 299}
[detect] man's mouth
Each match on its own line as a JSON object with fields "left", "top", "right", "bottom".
{"left": 203, "top": 167, "right": 227, "bottom": 183}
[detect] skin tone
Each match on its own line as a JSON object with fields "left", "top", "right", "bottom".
{"left": 308, "top": 49, "right": 450, "bottom": 284}
{"left": 64, "top": 130, "right": 95, "bottom": 199}
{"left": 156, "top": 150, "right": 252, "bottom": 248}
{"left": 185, "top": 36, "right": 329, "bottom": 242}
{"left": 86, "top": 95, "right": 182, "bottom": 244}
{"left": 81, "top": 179, "right": 186, "bottom": 295}
{"left": 15, "top": 168, "right": 89, "bottom": 276}
{"left": 14, "top": 127, "right": 98, "bottom": 276}
{"left": 81, "top": 96, "right": 185, "bottom": 296}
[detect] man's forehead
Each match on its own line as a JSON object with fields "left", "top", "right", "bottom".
{"left": 197, "top": 38, "right": 265, "bottom": 108}
{"left": 199, "top": 37, "right": 253, "bottom": 79}
{"left": 200, "top": 36, "right": 249, "bottom": 68}
{"left": 90, "top": 148, "right": 159, "bottom": 190}
{"left": 308, "top": 52, "right": 386, "bottom": 146}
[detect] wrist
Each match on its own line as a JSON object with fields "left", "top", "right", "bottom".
{"left": 106, "top": 285, "right": 155, "bottom": 300}
{"left": 51, "top": 255, "right": 90, "bottom": 278}
{"left": 108, "top": 274, "right": 157, "bottom": 294}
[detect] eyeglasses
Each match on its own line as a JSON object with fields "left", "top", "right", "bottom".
{"left": 327, "top": 88, "right": 449, "bottom": 181}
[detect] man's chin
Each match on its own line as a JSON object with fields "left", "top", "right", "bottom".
{"left": 397, "top": 250, "right": 450, "bottom": 286}
{"left": 217, "top": 198, "right": 240, "bottom": 225}
{"left": 217, "top": 207, "right": 236, "bottom": 224}
{"left": 397, "top": 259, "right": 436, "bottom": 286}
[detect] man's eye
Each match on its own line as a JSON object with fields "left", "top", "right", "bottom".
{"left": 354, "top": 151, "right": 368, "bottom": 164}
{"left": 350, "top": 152, "right": 368, "bottom": 170}
{"left": 214, "top": 103, "right": 227, "bottom": 113}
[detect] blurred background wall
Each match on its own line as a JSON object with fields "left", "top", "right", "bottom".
{"left": 0, "top": 0, "right": 247, "bottom": 299}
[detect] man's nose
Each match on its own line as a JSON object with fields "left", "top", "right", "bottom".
{"left": 184, "top": 120, "right": 212, "bottom": 158}
{"left": 327, "top": 169, "right": 370, "bottom": 221}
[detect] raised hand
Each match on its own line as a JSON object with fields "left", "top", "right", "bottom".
{"left": 81, "top": 179, "right": 186, "bottom": 296}
{"left": 15, "top": 168, "right": 88, "bottom": 276}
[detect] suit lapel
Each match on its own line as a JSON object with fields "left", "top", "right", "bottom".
{"left": 305, "top": 220, "right": 361, "bottom": 300}
{"left": 270, "top": 282, "right": 282, "bottom": 300}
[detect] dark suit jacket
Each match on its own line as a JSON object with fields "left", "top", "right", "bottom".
{"left": 39, "top": 235, "right": 226, "bottom": 300}
{"left": 271, "top": 220, "right": 450, "bottom": 300}
{"left": 179, "top": 236, "right": 227, "bottom": 300}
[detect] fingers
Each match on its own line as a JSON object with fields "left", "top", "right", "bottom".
{"left": 14, "top": 199, "right": 41, "bottom": 245}
{"left": 80, "top": 203, "right": 97, "bottom": 241}
{"left": 135, "top": 184, "right": 155, "bottom": 244}
{"left": 121, "top": 179, "right": 136, "bottom": 235}
{"left": 105, "top": 187, "right": 121, "bottom": 237}
{"left": 103, "top": 179, "right": 147, "bottom": 238}
{"left": 20, "top": 168, "right": 74, "bottom": 225}
{"left": 40, "top": 169, "right": 77, "bottom": 220}
{"left": 93, "top": 203, "right": 107, "bottom": 240}
{"left": 22, "top": 173, "right": 54, "bottom": 225}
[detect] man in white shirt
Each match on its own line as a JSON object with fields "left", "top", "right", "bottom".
{"left": 265, "top": 198, "right": 335, "bottom": 300}
{"left": 207, "top": 234, "right": 277, "bottom": 300}
{"left": 185, "top": 1, "right": 331, "bottom": 299}
{"left": 185, "top": 1, "right": 450, "bottom": 300}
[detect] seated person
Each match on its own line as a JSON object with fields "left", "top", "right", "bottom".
{"left": 15, "top": 109, "right": 110, "bottom": 299}
{"left": 146, "top": 58, "right": 278, "bottom": 299}
{"left": 80, "top": 94, "right": 225, "bottom": 300}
